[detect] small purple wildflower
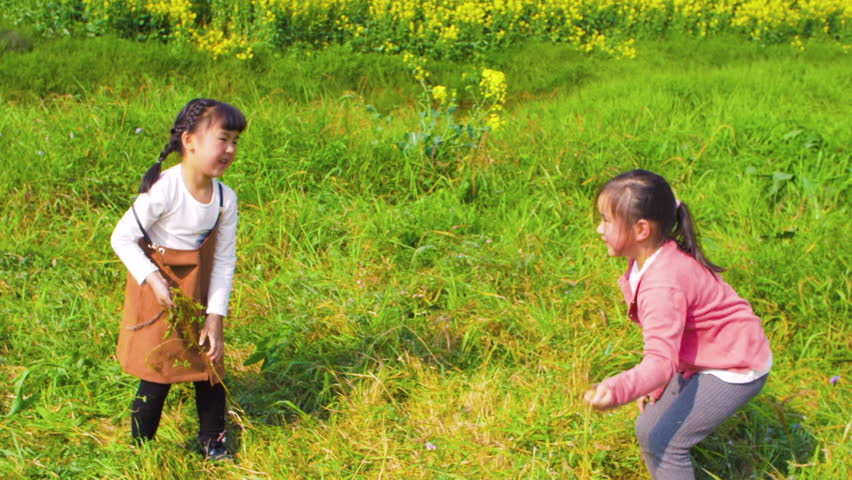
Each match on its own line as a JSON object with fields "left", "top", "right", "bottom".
{"left": 829, "top": 375, "right": 840, "bottom": 385}
{"left": 69, "top": 132, "right": 75, "bottom": 139}
{"left": 135, "top": 127, "right": 144, "bottom": 134}
{"left": 425, "top": 441, "right": 437, "bottom": 451}
{"left": 37, "top": 151, "right": 44, "bottom": 156}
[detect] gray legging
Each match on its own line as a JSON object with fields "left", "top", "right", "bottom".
{"left": 635, "top": 372, "right": 768, "bottom": 480}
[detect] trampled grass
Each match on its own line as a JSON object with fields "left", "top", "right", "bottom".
{"left": 0, "top": 33, "right": 849, "bottom": 479}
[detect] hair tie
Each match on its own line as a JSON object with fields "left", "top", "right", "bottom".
{"left": 671, "top": 190, "right": 682, "bottom": 209}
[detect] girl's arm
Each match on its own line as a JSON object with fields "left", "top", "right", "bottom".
{"left": 111, "top": 191, "right": 169, "bottom": 285}
{"left": 205, "top": 184, "right": 238, "bottom": 317}
{"left": 596, "top": 286, "right": 687, "bottom": 407}
{"left": 198, "top": 185, "right": 237, "bottom": 364}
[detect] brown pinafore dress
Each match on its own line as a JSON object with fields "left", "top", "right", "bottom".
{"left": 116, "top": 182, "right": 226, "bottom": 385}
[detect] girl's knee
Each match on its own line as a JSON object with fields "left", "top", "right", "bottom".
{"left": 134, "top": 381, "right": 171, "bottom": 407}
{"left": 635, "top": 413, "right": 680, "bottom": 458}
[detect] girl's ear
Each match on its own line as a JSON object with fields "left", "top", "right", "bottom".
{"left": 181, "top": 130, "right": 195, "bottom": 152}
{"left": 633, "top": 219, "right": 653, "bottom": 242}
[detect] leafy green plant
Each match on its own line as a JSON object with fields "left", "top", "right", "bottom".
{"left": 162, "top": 286, "right": 204, "bottom": 343}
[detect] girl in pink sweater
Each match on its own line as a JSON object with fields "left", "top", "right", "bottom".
{"left": 583, "top": 169, "right": 771, "bottom": 480}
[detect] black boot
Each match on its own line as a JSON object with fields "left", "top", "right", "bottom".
{"left": 200, "top": 432, "right": 232, "bottom": 461}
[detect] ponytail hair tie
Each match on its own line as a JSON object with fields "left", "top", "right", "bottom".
{"left": 672, "top": 190, "right": 682, "bottom": 209}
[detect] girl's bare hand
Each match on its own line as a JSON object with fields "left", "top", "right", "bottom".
{"left": 637, "top": 395, "right": 656, "bottom": 413}
{"left": 583, "top": 384, "right": 616, "bottom": 410}
{"left": 145, "top": 271, "right": 175, "bottom": 308}
{"left": 198, "top": 314, "right": 225, "bottom": 364}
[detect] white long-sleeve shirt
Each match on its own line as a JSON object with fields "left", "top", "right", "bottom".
{"left": 111, "top": 164, "right": 238, "bottom": 317}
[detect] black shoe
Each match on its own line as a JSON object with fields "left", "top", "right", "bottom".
{"left": 201, "top": 438, "right": 233, "bottom": 461}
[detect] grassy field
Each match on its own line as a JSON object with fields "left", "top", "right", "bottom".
{"left": 0, "top": 31, "right": 850, "bottom": 479}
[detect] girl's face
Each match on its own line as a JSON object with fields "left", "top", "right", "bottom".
{"left": 185, "top": 117, "right": 240, "bottom": 179}
{"left": 596, "top": 193, "right": 635, "bottom": 258}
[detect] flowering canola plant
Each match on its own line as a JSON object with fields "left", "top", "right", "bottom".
{"left": 15, "top": 0, "right": 851, "bottom": 59}
{"left": 479, "top": 69, "right": 508, "bottom": 131}
{"left": 398, "top": 53, "right": 507, "bottom": 171}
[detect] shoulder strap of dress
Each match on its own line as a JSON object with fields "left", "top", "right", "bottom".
{"left": 209, "top": 181, "right": 224, "bottom": 231}
{"left": 131, "top": 202, "right": 154, "bottom": 248}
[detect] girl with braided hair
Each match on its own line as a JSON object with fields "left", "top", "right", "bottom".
{"left": 111, "top": 98, "right": 246, "bottom": 460}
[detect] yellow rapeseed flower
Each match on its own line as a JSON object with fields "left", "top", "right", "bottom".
{"left": 431, "top": 85, "right": 448, "bottom": 104}
{"left": 485, "top": 112, "right": 505, "bottom": 131}
{"left": 77, "top": 0, "right": 852, "bottom": 61}
{"left": 479, "top": 68, "right": 507, "bottom": 107}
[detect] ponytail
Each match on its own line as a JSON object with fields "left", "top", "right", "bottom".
{"left": 673, "top": 201, "right": 724, "bottom": 273}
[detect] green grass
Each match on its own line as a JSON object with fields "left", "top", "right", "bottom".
{"left": 0, "top": 34, "right": 849, "bottom": 479}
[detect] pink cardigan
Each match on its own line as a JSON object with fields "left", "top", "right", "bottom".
{"left": 599, "top": 240, "right": 772, "bottom": 406}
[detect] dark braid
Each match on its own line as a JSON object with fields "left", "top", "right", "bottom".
{"left": 138, "top": 135, "right": 180, "bottom": 193}
{"left": 138, "top": 98, "right": 221, "bottom": 193}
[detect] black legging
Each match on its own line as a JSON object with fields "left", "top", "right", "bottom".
{"left": 131, "top": 379, "right": 226, "bottom": 443}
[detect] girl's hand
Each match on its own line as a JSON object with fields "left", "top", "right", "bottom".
{"left": 145, "top": 271, "right": 175, "bottom": 309}
{"left": 583, "top": 384, "right": 616, "bottom": 410}
{"left": 637, "top": 395, "right": 656, "bottom": 414}
{"left": 198, "top": 314, "right": 225, "bottom": 364}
